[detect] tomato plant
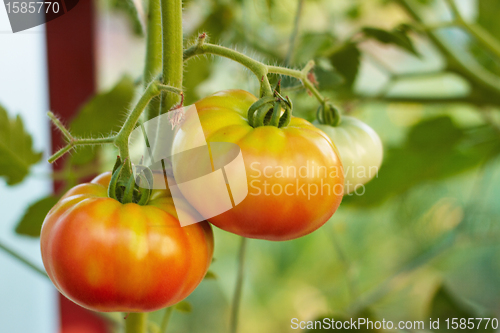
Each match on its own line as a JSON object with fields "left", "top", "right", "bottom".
{"left": 172, "top": 89, "right": 344, "bottom": 241}
{"left": 40, "top": 172, "right": 214, "bottom": 312}
{"left": 314, "top": 115, "right": 383, "bottom": 193}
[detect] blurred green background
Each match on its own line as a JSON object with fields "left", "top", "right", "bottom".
{"left": 3, "top": 0, "right": 500, "bottom": 332}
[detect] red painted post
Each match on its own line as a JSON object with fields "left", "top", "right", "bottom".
{"left": 45, "top": 1, "right": 108, "bottom": 332}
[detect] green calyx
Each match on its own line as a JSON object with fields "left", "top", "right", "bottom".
{"left": 107, "top": 156, "right": 153, "bottom": 205}
{"left": 317, "top": 102, "right": 341, "bottom": 127}
{"left": 247, "top": 81, "right": 292, "bottom": 128}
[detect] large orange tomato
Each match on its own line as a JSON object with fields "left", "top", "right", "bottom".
{"left": 40, "top": 172, "right": 214, "bottom": 312}
{"left": 172, "top": 90, "right": 344, "bottom": 241}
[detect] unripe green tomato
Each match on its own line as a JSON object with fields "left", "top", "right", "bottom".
{"left": 314, "top": 116, "right": 383, "bottom": 194}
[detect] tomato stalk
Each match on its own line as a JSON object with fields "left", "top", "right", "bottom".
{"left": 47, "top": 81, "right": 181, "bottom": 175}
{"left": 47, "top": 112, "right": 116, "bottom": 163}
{"left": 230, "top": 237, "right": 248, "bottom": 333}
{"left": 159, "top": 0, "right": 183, "bottom": 114}
{"left": 114, "top": 81, "right": 179, "bottom": 179}
{"left": 144, "top": 0, "right": 163, "bottom": 121}
{"left": 316, "top": 102, "right": 342, "bottom": 127}
{"left": 125, "top": 313, "right": 148, "bottom": 333}
{"left": 183, "top": 38, "right": 326, "bottom": 105}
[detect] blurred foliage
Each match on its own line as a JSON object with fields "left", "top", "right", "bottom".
{"left": 107, "top": 0, "right": 144, "bottom": 36}
{"left": 0, "top": 104, "right": 42, "bottom": 185}
{"left": 429, "top": 285, "right": 495, "bottom": 332}
{"left": 343, "top": 116, "right": 500, "bottom": 206}
{"left": 361, "top": 27, "right": 420, "bottom": 57}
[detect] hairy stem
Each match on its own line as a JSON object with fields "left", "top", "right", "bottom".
{"left": 115, "top": 82, "right": 182, "bottom": 178}
{"left": 230, "top": 237, "right": 248, "bottom": 333}
{"left": 268, "top": 61, "right": 323, "bottom": 103}
{"left": 184, "top": 37, "right": 272, "bottom": 95}
{"left": 159, "top": 0, "right": 183, "bottom": 114}
{"left": 125, "top": 312, "right": 148, "bottom": 333}
{"left": 184, "top": 40, "right": 325, "bottom": 103}
{"left": 48, "top": 82, "right": 181, "bottom": 171}
{"left": 144, "top": 0, "right": 163, "bottom": 121}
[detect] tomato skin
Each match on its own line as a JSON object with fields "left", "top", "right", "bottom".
{"left": 314, "top": 116, "right": 383, "bottom": 194}
{"left": 172, "top": 90, "right": 344, "bottom": 241}
{"left": 40, "top": 172, "right": 214, "bottom": 313}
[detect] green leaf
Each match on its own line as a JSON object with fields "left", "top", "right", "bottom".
{"left": 175, "top": 300, "right": 192, "bottom": 313}
{"left": 0, "top": 105, "right": 42, "bottom": 185}
{"left": 429, "top": 286, "right": 494, "bottom": 332}
{"left": 204, "top": 270, "right": 217, "bottom": 280}
{"left": 69, "top": 76, "right": 135, "bottom": 165}
{"left": 314, "top": 58, "right": 344, "bottom": 90}
{"left": 343, "top": 116, "right": 500, "bottom": 206}
{"left": 362, "top": 27, "right": 420, "bottom": 56}
{"left": 15, "top": 195, "right": 60, "bottom": 237}
{"left": 294, "top": 32, "right": 336, "bottom": 64}
{"left": 329, "top": 43, "right": 361, "bottom": 89}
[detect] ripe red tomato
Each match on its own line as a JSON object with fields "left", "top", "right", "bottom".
{"left": 40, "top": 172, "right": 214, "bottom": 312}
{"left": 172, "top": 90, "right": 344, "bottom": 241}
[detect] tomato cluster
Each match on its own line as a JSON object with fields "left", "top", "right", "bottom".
{"left": 40, "top": 89, "right": 382, "bottom": 312}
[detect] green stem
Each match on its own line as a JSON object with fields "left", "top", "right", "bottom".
{"left": 0, "top": 240, "right": 47, "bottom": 278}
{"left": 159, "top": 0, "right": 183, "bottom": 114}
{"left": 184, "top": 41, "right": 325, "bottom": 103}
{"left": 444, "top": 0, "right": 500, "bottom": 60}
{"left": 48, "top": 81, "right": 180, "bottom": 172}
{"left": 47, "top": 112, "right": 72, "bottom": 141}
{"left": 125, "top": 312, "right": 148, "bottom": 333}
{"left": 48, "top": 136, "right": 116, "bottom": 163}
{"left": 268, "top": 61, "right": 324, "bottom": 103}
{"left": 230, "top": 237, "right": 248, "bottom": 333}
{"left": 114, "top": 82, "right": 181, "bottom": 178}
{"left": 160, "top": 307, "right": 174, "bottom": 333}
{"left": 184, "top": 37, "right": 273, "bottom": 95}
{"left": 144, "top": 0, "right": 163, "bottom": 121}
{"left": 285, "top": 0, "right": 305, "bottom": 65}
